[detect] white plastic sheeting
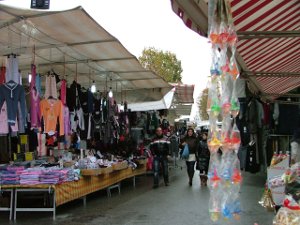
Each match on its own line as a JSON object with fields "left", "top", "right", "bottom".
{"left": 0, "top": 4, "right": 171, "bottom": 102}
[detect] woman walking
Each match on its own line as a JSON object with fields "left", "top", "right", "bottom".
{"left": 196, "top": 132, "right": 210, "bottom": 186}
{"left": 180, "top": 128, "right": 199, "bottom": 186}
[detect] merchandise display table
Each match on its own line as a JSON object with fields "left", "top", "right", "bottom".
{"left": 0, "top": 188, "right": 14, "bottom": 220}
{"left": 0, "top": 165, "right": 146, "bottom": 220}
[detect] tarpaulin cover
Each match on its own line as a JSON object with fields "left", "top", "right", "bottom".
{"left": 0, "top": 4, "right": 171, "bottom": 102}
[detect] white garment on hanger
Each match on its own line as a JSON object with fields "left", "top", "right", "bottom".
{"left": 44, "top": 75, "right": 58, "bottom": 99}
{"left": 5, "top": 56, "right": 20, "bottom": 84}
{"left": 87, "top": 113, "right": 92, "bottom": 140}
{"left": 273, "top": 103, "right": 279, "bottom": 125}
{"left": 235, "top": 78, "right": 246, "bottom": 98}
{"left": 291, "top": 141, "right": 300, "bottom": 163}
{"left": 70, "top": 108, "right": 85, "bottom": 132}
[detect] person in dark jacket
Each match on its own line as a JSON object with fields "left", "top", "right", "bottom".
{"left": 149, "top": 127, "right": 170, "bottom": 188}
{"left": 196, "top": 132, "right": 210, "bottom": 186}
{"left": 180, "top": 127, "right": 199, "bottom": 186}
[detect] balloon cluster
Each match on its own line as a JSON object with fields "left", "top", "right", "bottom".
{"left": 206, "top": 0, "right": 242, "bottom": 221}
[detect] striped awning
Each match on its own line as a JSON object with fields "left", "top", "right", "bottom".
{"left": 0, "top": 4, "right": 171, "bottom": 103}
{"left": 171, "top": 0, "right": 300, "bottom": 99}
{"left": 173, "top": 83, "right": 195, "bottom": 104}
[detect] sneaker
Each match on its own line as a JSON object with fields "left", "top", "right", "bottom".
{"left": 152, "top": 185, "right": 159, "bottom": 189}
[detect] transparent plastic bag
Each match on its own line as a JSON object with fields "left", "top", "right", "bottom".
{"left": 273, "top": 207, "right": 300, "bottom": 225}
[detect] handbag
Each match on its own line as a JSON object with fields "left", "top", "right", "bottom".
{"left": 146, "top": 156, "right": 153, "bottom": 171}
{"left": 181, "top": 144, "right": 189, "bottom": 160}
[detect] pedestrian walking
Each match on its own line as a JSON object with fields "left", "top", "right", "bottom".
{"left": 180, "top": 127, "right": 198, "bottom": 186}
{"left": 196, "top": 132, "right": 210, "bottom": 186}
{"left": 149, "top": 127, "right": 170, "bottom": 188}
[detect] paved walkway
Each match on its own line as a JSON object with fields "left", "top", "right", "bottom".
{"left": 0, "top": 161, "right": 275, "bottom": 225}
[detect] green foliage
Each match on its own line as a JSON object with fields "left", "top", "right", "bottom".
{"left": 138, "top": 47, "right": 182, "bottom": 83}
{"left": 198, "top": 88, "right": 209, "bottom": 121}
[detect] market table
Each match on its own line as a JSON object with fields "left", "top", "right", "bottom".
{"left": 0, "top": 188, "right": 13, "bottom": 220}
{"left": 0, "top": 164, "right": 146, "bottom": 220}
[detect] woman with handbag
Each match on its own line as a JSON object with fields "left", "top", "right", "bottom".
{"left": 196, "top": 132, "right": 210, "bottom": 186}
{"left": 180, "top": 127, "right": 198, "bottom": 186}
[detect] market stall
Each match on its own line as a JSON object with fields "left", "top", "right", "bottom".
{"left": 0, "top": 4, "right": 163, "bottom": 220}
{"left": 0, "top": 3, "right": 173, "bottom": 157}
{"left": 260, "top": 154, "right": 300, "bottom": 224}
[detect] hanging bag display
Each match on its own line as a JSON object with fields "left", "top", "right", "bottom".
{"left": 181, "top": 144, "right": 189, "bottom": 160}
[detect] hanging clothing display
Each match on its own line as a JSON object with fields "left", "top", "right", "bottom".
{"left": 277, "top": 104, "right": 299, "bottom": 135}
{"left": 44, "top": 74, "right": 57, "bottom": 99}
{"left": 79, "top": 90, "right": 90, "bottom": 139}
{"left": 35, "top": 74, "right": 42, "bottom": 96}
{"left": 91, "top": 114, "right": 102, "bottom": 140}
{"left": 87, "top": 114, "right": 92, "bottom": 140}
{"left": 67, "top": 80, "right": 85, "bottom": 134}
{"left": 0, "top": 102, "right": 19, "bottom": 134}
{"left": 18, "top": 71, "right": 22, "bottom": 85}
{"left": 0, "top": 66, "right": 6, "bottom": 84}
{"left": 0, "top": 80, "right": 26, "bottom": 128}
{"left": 40, "top": 98, "right": 64, "bottom": 136}
{"left": 70, "top": 108, "right": 85, "bottom": 132}
{"left": 5, "top": 55, "right": 20, "bottom": 84}
{"left": 67, "top": 81, "right": 82, "bottom": 111}
{"left": 86, "top": 89, "right": 94, "bottom": 140}
{"left": 17, "top": 102, "right": 26, "bottom": 133}
{"left": 87, "top": 89, "right": 94, "bottom": 113}
{"left": 90, "top": 95, "right": 104, "bottom": 140}
{"left": 72, "top": 108, "right": 85, "bottom": 132}
{"left": 60, "top": 79, "right": 67, "bottom": 105}
{"left": 30, "top": 64, "right": 41, "bottom": 129}
{"left": 102, "top": 97, "right": 108, "bottom": 123}
{"left": 63, "top": 105, "right": 71, "bottom": 136}
{"left": 246, "top": 98, "right": 259, "bottom": 134}
{"left": 37, "top": 133, "right": 46, "bottom": 157}
{"left": 30, "top": 88, "right": 41, "bottom": 129}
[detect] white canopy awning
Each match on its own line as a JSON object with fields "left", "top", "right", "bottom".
{"left": 126, "top": 87, "right": 175, "bottom": 112}
{"left": 0, "top": 4, "right": 171, "bottom": 102}
{"left": 127, "top": 83, "right": 194, "bottom": 115}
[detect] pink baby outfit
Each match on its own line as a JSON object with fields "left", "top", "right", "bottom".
{"left": 30, "top": 64, "right": 41, "bottom": 129}
{"left": 60, "top": 79, "right": 67, "bottom": 105}
{"left": 0, "top": 102, "right": 18, "bottom": 134}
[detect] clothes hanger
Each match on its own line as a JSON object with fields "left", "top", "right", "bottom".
{"left": 47, "top": 95, "right": 56, "bottom": 101}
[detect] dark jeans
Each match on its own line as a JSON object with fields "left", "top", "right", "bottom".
{"left": 186, "top": 161, "right": 196, "bottom": 180}
{"left": 153, "top": 156, "right": 169, "bottom": 186}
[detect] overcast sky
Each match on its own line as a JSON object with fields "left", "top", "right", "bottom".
{"left": 2, "top": 0, "right": 211, "bottom": 120}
